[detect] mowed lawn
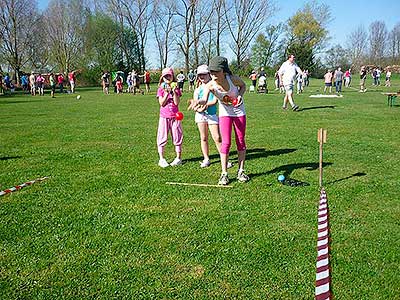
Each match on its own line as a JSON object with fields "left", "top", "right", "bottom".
{"left": 0, "top": 77, "right": 399, "bottom": 299}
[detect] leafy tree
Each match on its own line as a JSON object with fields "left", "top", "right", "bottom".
{"left": 251, "top": 24, "right": 283, "bottom": 69}
{"left": 283, "top": 1, "right": 331, "bottom": 72}
{"left": 86, "top": 13, "right": 120, "bottom": 71}
{"left": 0, "top": 0, "right": 39, "bottom": 83}
{"left": 324, "top": 44, "right": 351, "bottom": 70}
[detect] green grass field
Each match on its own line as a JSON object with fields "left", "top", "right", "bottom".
{"left": 1, "top": 78, "right": 399, "bottom": 299}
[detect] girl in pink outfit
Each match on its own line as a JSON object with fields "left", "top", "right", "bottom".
{"left": 156, "top": 68, "right": 183, "bottom": 168}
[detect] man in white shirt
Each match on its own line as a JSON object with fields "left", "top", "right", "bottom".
{"left": 278, "top": 54, "right": 302, "bottom": 111}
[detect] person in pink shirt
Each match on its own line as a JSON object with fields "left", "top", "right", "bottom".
{"left": 68, "top": 71, "right": 76, "bottom": 93}
{"left": 156, "top": 67, "right": 183, "bottom": 168}
{"left": 36, "top": 74, "right": 45, "bottom": 96}
{"left": 344, "top": 69, "right": 351, "bottom": 87}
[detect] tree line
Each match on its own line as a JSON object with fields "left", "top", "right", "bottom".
{"left": 0, "top": 0, "right": 399, "bottom": 85}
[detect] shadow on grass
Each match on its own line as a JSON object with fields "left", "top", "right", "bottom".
{"left": 326, "top": 172, "right": 366, "bottom": 185}
{"left": 0, "top": 156, "right": 22, "bottom": 161}
{"left": 299, "top": 105, "right": 335, "bottom": 111}
{"left": 184, "top": 147, "right": 297, "bottom": 164}
{"left": 249, "top": 161, "right": 333, "bottom": 179}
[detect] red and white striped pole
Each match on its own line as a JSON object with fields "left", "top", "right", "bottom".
{"left": 0, "top": 177, "right": 49, "bottom": 197}
{"left": 315, "top": 188, "right": 331, "bottom": 300}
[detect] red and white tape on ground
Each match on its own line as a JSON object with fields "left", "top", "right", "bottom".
{"left": 315, "top": 188, "right": 331, "bottom": 300}
{"left": 0, "top": 177, "right": 49, "bottom": 197}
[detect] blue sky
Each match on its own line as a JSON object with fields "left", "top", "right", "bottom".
{"left": 38, "top": 0, "right": 400, "bottom": 41}
{"left": 37, "top": 0, "right": 400, "bottom": 64}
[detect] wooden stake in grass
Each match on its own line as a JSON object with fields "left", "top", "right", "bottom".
{"left": 166, "top": 182, "right": 233, "bottom": 188}
{"left": 318, "top": 129, "right": 327, "bottom": 188}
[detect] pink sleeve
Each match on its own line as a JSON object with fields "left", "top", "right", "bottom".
{"left": 157, "top": 87, "right": 165, "bottom": 98}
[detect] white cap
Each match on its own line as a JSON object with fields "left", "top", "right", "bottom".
{"left": 197, "top": 64, "right": 209, "bottom": 75}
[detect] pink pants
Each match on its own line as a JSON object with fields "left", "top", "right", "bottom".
{"left": 219, "top": 116, "right": 246, "bottom": 154}
{"left": 157, "top": 117, "right": 183, "bottom": 155}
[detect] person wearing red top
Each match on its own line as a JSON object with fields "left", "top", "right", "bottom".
{"left": 58, "top": 74, "right": 64, "bottom": 93}
{"left": 68, "top": 71, "right": 76, "bottom": 93}
{"left": 143, "top": 70, "right": 151, "bottom": 94}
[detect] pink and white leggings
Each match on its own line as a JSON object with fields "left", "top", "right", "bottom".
{"left": 157, "top": 117, "right": 183, "bottom": 155}
{"left": 219, "top": 116, "right": 246, "bottom": 154}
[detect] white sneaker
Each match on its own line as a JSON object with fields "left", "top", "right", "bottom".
{"left": 227, "top": 161, "right": 233, "bottom": 169}
{"left": 170, "top": 158, "right": 182, "bottom": 166}
{"left": 158, "top": 158, "right": 169, "bottom": 168}
{"left": 200, "top": 159, "right": 211, "bottom": 168}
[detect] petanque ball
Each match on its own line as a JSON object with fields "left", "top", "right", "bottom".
{"left": 76, "top": 95, "right": 81, "bottom": 100}
{"left": 175, "top": 111, "right": 184, "bottom": 121}
{"left": 278, "top": 174, "right": 285, "bottom": 182}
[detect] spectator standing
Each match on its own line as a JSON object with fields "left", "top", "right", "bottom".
{"left": 102, "top": 71, "right": 110, "bottom": 94}
{"left": 359, "top": 66, "right": 367, "bottom": 92}
{"left": 177, "top": 70, "right": 185, "bottom": 92}
{"left": 21, "top": 74, "right": 29, "bottom": 93}
{"left": 57, "top": 73, "right": 64, "bottom": 93}
{"left": 334, "top": 67, "right": 344, "bottom": 94}
{"left": 29, "top": 72, "right": 36, "bottom": 96}
{"left": 68, "top": 71, "right": 76, "bottom": 93}
{"left": 49, "top": 73, "right": 56, "bottom": 98}
{"left": 143, "top": 70, "right": 151, "bottom": 93}
{"left": 36, "top": 74, "right": 45, "bottom": 96}
{"left": 323, "top": 70, "right": 333, "bottom": 94}
{"left": 187, "top": 70, "right": 196, "bottom": 92}
{"left": 385, "top": 69, "right": 391, "bottom": 87}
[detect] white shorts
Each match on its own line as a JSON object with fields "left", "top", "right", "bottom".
{"left": 284, "top": 84, "right": 294, "bottom": 92}
{"left": 195, "top": 112, "right": 219, "bottom": 125}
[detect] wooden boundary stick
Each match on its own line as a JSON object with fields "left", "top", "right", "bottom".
{"left": 318, "top": 129, "right": 327, "bottom": 188}
{"left": 166, "top": 182, "right": 233, "bottom": 188}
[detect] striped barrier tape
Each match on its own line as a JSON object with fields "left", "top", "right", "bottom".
{"left": 0, "top": 177, "right": 49, "bottom": 197}
{"left": 315, "top": 188, "right": 331, "bottom": 300}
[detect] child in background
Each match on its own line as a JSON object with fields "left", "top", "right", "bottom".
{"left": 36, "top": 74, "right": 45, "bottom": 96}
{"left": 49, "top": 73, "right": 56, "bottom": 98}
{"left": 116, "top": 74, "right": 123, "bottom": 94}
{"left": 157, "top": 67, "right": 183, "bottom": 168}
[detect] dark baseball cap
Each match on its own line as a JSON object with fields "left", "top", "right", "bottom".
{"left": 208, "top": 56, "right": 230, "bottom": 73}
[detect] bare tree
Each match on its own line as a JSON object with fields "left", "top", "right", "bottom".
{"left": 152, "top": 0, "right": 176, "bottom": 69}
{"left": 174, "top": 0, "right": 213, "bottom": 72}
{"left": 45, "top": 0, "right": 88, "bottom": 73}
{"left": 346, "top": 25, "right": 368, "bottom": 68}
{"left": 388, "top": 22, "right": 400, "bottom": 63}
{"left": 212, "top": 0, "right": 228, "bottom": 56}
{"left": 368, "top": 21, "right": 388, "bottom": 65}
{"left": 109, "top": 0, "right": 153, "bottom": 72}
{"left": 0, "top": 0, "right": 38, "bottom": 83}
{"left": 224, "top": 0, "right": 274, "bottom": 68}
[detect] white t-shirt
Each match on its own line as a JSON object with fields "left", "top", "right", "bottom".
{"left": 278, "top": 60, "right": 302, "bottom": 86}
{"left": 177, "top": 73, "right": 185, "bottom": 83}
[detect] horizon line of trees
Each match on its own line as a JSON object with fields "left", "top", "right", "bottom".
{"left": 1, "top": 0, "right": 399, "bottom": 85}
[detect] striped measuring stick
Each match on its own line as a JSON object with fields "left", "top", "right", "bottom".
{"left": 0, "top": 177, "right": 49, "bottom": 197}
{"left": 315, "top": 188, "right": 331, "bottom": 300}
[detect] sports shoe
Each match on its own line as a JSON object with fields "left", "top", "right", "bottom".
{"left": 237, "top": 170, "right": 250, "bottom": 183}
{"left": 218, "top": 173, "right": 229, "bottom": 185}
{"left": 292, "top": 105, "right": 300, "bottom": 111}
{"left": 170, "top": 158, "right": 182, "bottom": 166}
{"left": 158, "top": 158, "right": 169, "bottom": 168}
{"left": 200, "top": 159, "right": 211, "bottom": 168}
{"left": 227, "top": 161, "right": 233, "bottom": 169}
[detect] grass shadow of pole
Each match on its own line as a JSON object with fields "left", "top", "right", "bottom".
{"left": 325, "top": 172, "right": 367, "bottom": 185}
